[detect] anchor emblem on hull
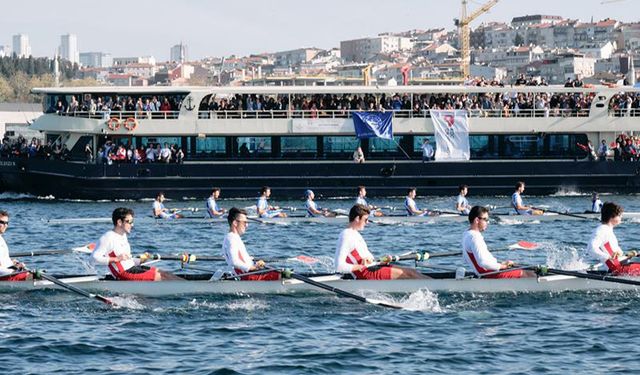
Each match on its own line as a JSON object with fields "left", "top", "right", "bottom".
{"left": 184, "top": 96, "right": 195, "bottom": 111}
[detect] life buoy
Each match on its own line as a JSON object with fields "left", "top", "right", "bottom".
{"left": 106, "top": 117, "right": 120, "bottom": 131}
{"left": 124, "top": 117, "right": 138, "bottom": 131}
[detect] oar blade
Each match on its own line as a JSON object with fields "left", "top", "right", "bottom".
{"left": 510, "top": 241, "right": 539, "bottom": 250}
{"left": 365, "top": 298, "right": 404, "bottom": 309}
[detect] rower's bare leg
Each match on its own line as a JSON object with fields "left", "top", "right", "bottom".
{"left": 374, "top": 211, "right": 384, "bottom": 217}
{"left": 155, "top": 270, "right": 184, "bottom": 281}
{"left": 279, "top": 212, "right": 287, "bottom": 218}
{"left": 522, "top": 270, "right": 537, "bottom": 277}
{"left": 390, "top": 266, "right": 431, "bottom": 279}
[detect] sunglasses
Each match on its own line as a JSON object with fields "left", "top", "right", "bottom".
{"left": 478, "top": 217, "right": 489, "bottom": 222}
{"left": 123, "top": 219, "right": 134, "bottom": 224}
{"left": 0, "top": 220, "right": 8, "bottom": 226}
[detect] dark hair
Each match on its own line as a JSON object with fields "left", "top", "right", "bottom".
{"left": 407, "top": 187, "right": 416, "bottom": 194}
{"left": 349, "top": 204, "right": 370, "bottom": 222}
{"left": 515, "top": 181, "right": 525, "bottom": 190}
{"left": 459, "top": 184, "right": 468, "bottom": 192}
{"left": 212, "top": 187, "right": 221, "bottom": 194}
{"left": 227, "top": 207, "right": 247, "bottom": 226}
{"left": 357, "top": 185, "right": 366, "bottom": 194}
{"left": 0, "top": 210, "right": 9, "bottom": 218}
{"left": 468, "top": 205, "right": 489, "bottom": 224}
{"left": 156, "top": 192, "right": 164, "bottom": 199}
{"left": 112, "top": 207, "right": 134, "bottom": 226}
{"left": 601, "top": 202, "right": 623, "bottom": 223}
{"left": 260, "top": 186, "right": 270, "bottom": 195}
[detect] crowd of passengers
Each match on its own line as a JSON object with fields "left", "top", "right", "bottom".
{"left": 0, "top": 135, "right": 71, "bottom": 160}
{"left": 46, "top": 95, "right": 183, "bottom": 116}
{"left": 94, "top": 141, "right": 184, "bottom": 164}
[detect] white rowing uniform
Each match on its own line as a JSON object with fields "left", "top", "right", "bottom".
{"left": 257, "top": 196, "right": 281, "bottom": 218}
{"left": 591, "top": 199, "right": 603, "bottom": 213}
{"left": 334, "top": 228, "right": 374, "bottom": 275}
{"left": 153, "top": 200, "right": 172, "bottom": 219}
{"left": 462, "top": 229, "right": 501, "bottom": 276}
{"left": 587, "top": 224, "right": 622, "bottom": 264}
{"left": 92, "top": 230, "right": 137, "bottom": 271}
{"left": 305, "top": 199, "right": 319, "bottom": 217}
{"left": 355, "top": 197, "right": 368, "bottom": 207}
{"left": 206, "top": 197, "right": 222, "bottom": 217}
{"left": 0, "top": 236, "right": 14, "bottom": 276}
{"left": 222, "top": 232, "right": 254, "bottom": 273}
{"left": 456, "top": 195, "right": 470, "bottom": 215}
{"left": 511, "top": 192, "right": 532, "bottom": 215}
{"left": 404, "top": 197, "right": 425, "bottom": 216}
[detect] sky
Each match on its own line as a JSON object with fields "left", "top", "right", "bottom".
{"left": 1, "top": 0, "right": 639, "bottom": 60}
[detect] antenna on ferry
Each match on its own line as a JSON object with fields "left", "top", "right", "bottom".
{"left": 53, "top": 51, "right": 60, "bottom": 88}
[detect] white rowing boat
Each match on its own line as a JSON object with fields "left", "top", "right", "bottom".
{"left": 2, "top": 272, "right": 638, "bottom": 296}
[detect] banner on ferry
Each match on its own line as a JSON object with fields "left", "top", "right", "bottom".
{"left": 430, "top": 110, "right": 470, "bottom": 161}
{"left": 352, "top": 112, "right": 393, "bottom": 140}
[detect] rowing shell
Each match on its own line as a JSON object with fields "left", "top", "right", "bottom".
{"left": 2, "top": 272, "right": 639, "bottom": 296}
{"left": 45, "top": 212, "right": 640, "bottom": 226}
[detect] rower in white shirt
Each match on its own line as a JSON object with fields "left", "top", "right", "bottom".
{"left": 404, "top": 187, "right": 427, "bottom": 216}
{"left": 256, "top": 186, "right": 287, "bottom": 218}
{"left": 221, "top": 207, "right": 281, "bottom": 280}
{"left": 334, "top": 204, "right": 427, "bottom": 280}
{"left": 587, "top": 202, "right": 640, "bottom": 275}
{"left": 511, "top": 181, "right": 543, "bottom": 215}
{"left": 462, "top": 206, "right": 535, "bottom": 278}
{"left": 588, "top": 192, "right": 603, "bottom": 213}
{"left": 304, "top": 190, "right": 333, "bottom": 217}
{"left": 355, "top": 185, "right": 383, "bottom": 217}
{"left": 455, "top": 184, "right": 471, "bottom": 215}
{"left": 153, "top": 192, "right": 182, "bottom": 219}
{"left": 0, "top": 210, "right": 31, "bottom": 281}
{"left": 92, "top": 207, "right": 179, "bottom": 281}
{"left": 206, "top": 188, "right": 226, "bottom": 218}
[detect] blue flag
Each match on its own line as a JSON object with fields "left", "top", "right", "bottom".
{"left": 352, "top": 112, "right": 393, "bottom": 140}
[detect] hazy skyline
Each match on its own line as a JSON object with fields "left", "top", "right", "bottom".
{"left": 2, "top": 0, "right": 639, "bottom": 61}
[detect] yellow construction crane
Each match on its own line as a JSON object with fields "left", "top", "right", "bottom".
{"left": 455, "top": 0, "right": 500, "bottom": 78}
{"left": 362, "top": 64, "right": 373, "bottom": 86}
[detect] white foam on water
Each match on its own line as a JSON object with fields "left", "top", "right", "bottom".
{"left": 188, "top": 298, "right": 269, "bottom": 311}
{"left": 0, "top": 192, "right": 39, "bottom": 200}
{"left": 545, "top": 244, "right": 590, "bottom": 270}
{"left": 109, "top": 295, "right": 146, "bottom": 310}
{"left": 496, "top": 218, "right": 539, "bottom": 226}
{"left": 551, "top": 188, "right": 588, "bottom": 197}
{"left": 364, "top": 288, "right": 442, "bottom": 312}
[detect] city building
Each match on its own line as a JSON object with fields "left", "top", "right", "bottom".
{"left": 511, "top": 15, "right": 564, "bottom": 29}
{"left": 0, "top": 45, "right": 10, "bottom": 58}
{"left": 341, "top": 35, "right": 414, "bottom": 63}
{"left": 12, "top": 34, "right": 31, "bottom": 58}
{"left": 273, "top": 48, "right": 322, "bottom": 67}
{"left": 113, "top": 56, "right": 156, "bottom": 66}
{"left": 170, "top": 43, "right": 187, "bottom": 63}
{"left": 59, "top": 34, "right": 79, "bottom": 64}
{"left": 79, "top": 52, "right": 113, "bottom": 68}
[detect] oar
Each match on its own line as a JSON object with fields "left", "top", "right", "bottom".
{"left": 532, "top": 207, "right": 597, "bottom": 221}
{"left": 425, "top": 241, "right": 539, "bottom": 259}
{"left": 140, "top": 253, "right": 319, "bottom": 264}
{"left": 539, "top": 267, "right": 640, "bottom": 287}
{"left": 379, "top": 252, "right": 430, "bottom": 263}
{"left": 266, "top": 266, "right": 403, "bottom": 309}
{"left": 433, "top": 210, "right": 463, "bottom": 216}
{"left": 247, "top": 217, "right": 288, "bottom": 226}
{"left": 12, "top": 249, "right": 75, "bottom": 257}
{"left": 29, "top": 269, "right": 113, "bottom": 305}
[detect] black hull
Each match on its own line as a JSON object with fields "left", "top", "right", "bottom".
{"left": 0, "top": 159, "right": 639, "bottom": 200}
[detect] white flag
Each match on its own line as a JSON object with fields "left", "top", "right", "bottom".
{"left": 430, "top": 110, "right": 470, "bottom": 161}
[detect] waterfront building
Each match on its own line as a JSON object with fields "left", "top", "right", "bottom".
{"left": 12, "top": 34, "right": 31, "bottom": 58}
{"left": 59, "top": 34, "right": 79, "bottom": 65}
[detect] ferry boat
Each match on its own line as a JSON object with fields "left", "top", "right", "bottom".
{"left": 0, "top": 85, "right": 638, "bottom": 200}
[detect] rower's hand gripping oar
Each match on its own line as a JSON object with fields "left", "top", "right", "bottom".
{"left": 139, "top": 252, "right": 319, "bottom": 265}
{"left": 28, "top": 269, "right": 113, "bottom": 305}
{"left": 265, "top": 266, "right": 403, "bottom": 309}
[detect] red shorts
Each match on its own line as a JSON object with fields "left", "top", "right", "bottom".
{"left": 353, "top": 265, "right": 394, "bottom": 280}
{"left": 481, "top": 269, "right": 526, "bottom": 279}
{"left": 0, "top": 271, "right": 30, "bottom": 281}
{"left": 234, "top": 269, "right": 281, "bottom": 281}
{"left": 109, "top": 264, "right": 157, "bottom": 281}
{"left": 607, "top": 260, "right": 640, "bottom": 276}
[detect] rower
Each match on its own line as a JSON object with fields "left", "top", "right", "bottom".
{"left": 355, "top": 185, "right": 383, "bottom": 217}
{"left": 462, "top": 206, "right": 536, "bottom": 278}
{"left": 511, "top": 181, "right": 543, "bottom": 215}
{"left": 222, "top": 207, "right": 281, "bottom": 280}
{"left": 334, "top": 204, "right": 427, "bottom": 280}
{"left": 92, "top": 207, "right": 180, "bottom": 281}
{"left": 256, "top": 186, "right": 287, "bottom": 218}
{"left": 455, "top": 184, "right": 471, "bottom": 215}
{"left": 404, "top": 187, "right": 427, "bottom": 216}
{"left": 305, "top": 190, "right": 333, "bottom": 217}
{"left": 587, "top": 202, "right": 640, "bottom": 276}
{"left": 153, "top": 192, "right": 182, "bottom": 219}
{"left": 206, "top": 187, "right": 226, "bottom": 218}
{"left": 588, "top": 192, "right": 603, "bottom": 213}
{"left": 0, "top": 210, "right": 31, "bottom": 281}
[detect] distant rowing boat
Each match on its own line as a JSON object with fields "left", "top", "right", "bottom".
{"left": 45, "top": 212, "right": 640, "bottom": 226}
{"left": 2, "top": 272, "right": 639, "bottom": 296}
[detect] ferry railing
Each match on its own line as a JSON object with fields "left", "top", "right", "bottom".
{"left": 51, "top": 111, "right": 181, "bottom": 120}
{"left": 196, "top": 108, "right": 595, "bottom": 119}
{"left": 609, "top": 108, "right": 640, "bottom": 117}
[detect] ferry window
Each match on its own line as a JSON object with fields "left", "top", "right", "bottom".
{"left": 503, "top": 135, "right": 543, "bottom": 158}
{"left": 548, "top": 134, "right": 586, "bottom": 157}
{"left": 470, "top": 135, "right": 498, "bottom": 158}
{"left": 195, "top": 137, "right": 226, "bottom": 156}
{"left": 369, "top": 136, "right": 403, "bottom": 153}
{"left": 413, "top": 136, "right": 435, "bottom": 152}
{"left": 323, "top": 137, "right": 360, "bottom": 154}
{"left": 141, "top": 137, "right": 182, "bottom": 148}
{"left": 281, "top": 137, "right": 317, "bottom": 157}
{"left": 236, "top": 137, "right": 271, "bottom": 157}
